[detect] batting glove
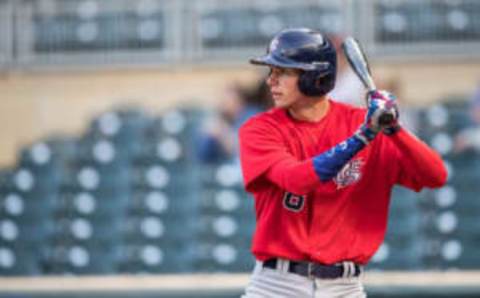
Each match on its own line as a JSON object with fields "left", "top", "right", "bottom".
{"left": 355, "top": 91, "right": 386, "bottom": 144}
{"left": 367, "top": 90, "right": 401, "bottom": 135}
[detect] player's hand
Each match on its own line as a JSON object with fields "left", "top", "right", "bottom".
{"left": 355, "top": 90, "right": 400, "bottom": 144}
{"left": 356, "top": 90, "right": 389, "bottom": 143}
{"left": 367, "top": 90, "right": 400, "bottom": 135}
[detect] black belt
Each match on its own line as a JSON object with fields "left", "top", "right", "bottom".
{"left": 263, "top": 258, "right": 362, "bottom": 279}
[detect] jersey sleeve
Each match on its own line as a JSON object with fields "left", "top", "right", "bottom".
{"left": 239, "top": 117, "right": 319, "bottom": 195}
{"left": 390, "top": 128, "right": 447, "bottom": 191}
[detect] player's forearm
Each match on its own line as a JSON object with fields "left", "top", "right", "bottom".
{"left": 266, "top": 159, "right": 321, "bottom": 195}
{"left": 389, "top": 128, "right": 447, "bottom": 187}
{"left": 312, "top": 133, "right": 367, "bottom": 181}
{"left": 267, "top": 133, "right": 369, "bottom": 194}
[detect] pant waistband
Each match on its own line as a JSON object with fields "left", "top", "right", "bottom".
{"left": 262, "top": 258, "right": 362, "bottom": 279}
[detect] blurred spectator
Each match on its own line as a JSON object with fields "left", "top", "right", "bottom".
{"left": 454, "top": 83, "right": 480, "bottom": 153}
{"left": 196, "top": 79, "right": 271, "bottom": 164}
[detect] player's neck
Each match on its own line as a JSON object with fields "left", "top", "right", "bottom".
{"left": 288, "top": 96, "right": 330, "bottom": 123}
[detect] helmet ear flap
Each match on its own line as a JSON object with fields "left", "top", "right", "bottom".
{"left": 298, "top": 71, "right": 336, "bottom": 97}
{"left": 298, "top": 71, "right": 317, "bottom": 96}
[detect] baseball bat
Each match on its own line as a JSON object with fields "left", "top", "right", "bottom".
{"left": 341, "top": 37, "right": 394, "bottom": 125}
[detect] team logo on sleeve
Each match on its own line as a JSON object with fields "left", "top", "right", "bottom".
{"left": 334, "top": 158, "right": 364, "bottom": 189}
{"left": 283, "top": 192, "right": 306, "bottom": 212}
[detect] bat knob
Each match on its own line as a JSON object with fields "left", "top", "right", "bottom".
{"left": 379, "top": 113, "right": 394, "bottom": 126}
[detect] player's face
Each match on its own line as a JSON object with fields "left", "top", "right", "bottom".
{"left": 267, "top": 67, "right": 305, "bottom": 109}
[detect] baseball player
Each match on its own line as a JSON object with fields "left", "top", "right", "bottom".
{"left": 239, "top": 28, "right": 447, "bottom": 298}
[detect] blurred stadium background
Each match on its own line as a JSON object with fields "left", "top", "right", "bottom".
{"left": 0, "top": 0, "right": 480, "bottom": 297}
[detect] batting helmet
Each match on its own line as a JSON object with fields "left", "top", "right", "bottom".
{"left": 250, "top": 28, "right": 337, "bottom": 97}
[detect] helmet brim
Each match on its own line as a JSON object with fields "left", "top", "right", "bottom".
{"left": 250, "top": 54, "right": 329, "bottom": 72}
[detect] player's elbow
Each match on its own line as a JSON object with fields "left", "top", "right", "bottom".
{"left": 281, "top": 170, "right": 319, "bottom": 194}
{"left": 270, "top": 159, "right": 321, "bottom": 194}
{"left": 426, "top": 163, "right": 448, "bottom": 188}
{"left": 435, "top": 164, "right": 448, "bottom": 187}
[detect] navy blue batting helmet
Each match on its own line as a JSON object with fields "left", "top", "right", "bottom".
{"left": 250, "top": 28, "right": 337, "bottom": 97}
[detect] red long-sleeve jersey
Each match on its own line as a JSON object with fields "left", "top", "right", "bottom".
{"left": 239, "top": 100, "right": 447, "bottom": 265}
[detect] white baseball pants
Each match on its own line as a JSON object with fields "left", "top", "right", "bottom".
{"left": 242, "top": 260, "right": 367, "bottom": 298}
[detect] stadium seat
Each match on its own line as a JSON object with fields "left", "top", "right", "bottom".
{"left": 0, "top": 246, "right": 42, "bottom": 276}
{"left": 51, "top": 215, "right": 123, "bottom": 245}
{"left": 129, "top": 161, "right": 196, "bottom": 195}
{"left": 375, "top": 1, "right": 480, "bottom": 43}
{"left": 199, "top": 8, "right": 261, "bottom": 48}
{"left": 129, "top": 189, "right": 197, "bottom": 215}
{"left": 18, "top": 136, "right": 78, "bottom": 168}
{"left": 0, "top": 217, "right": 54, "bottom": 244}
{"left": 421, "top": 238, "right": 480, "bottom": 269}
{"left": 122, "top": 214, "right": 196, "bottom": 244}
{"left": 43, "top": 243, "right": 120, "bottom": 275}
{"left": 199, "top": 187, "right": 253, "bottom": 215}
{"left": 34, "top": 8, "right": 167, "bottom": 53}
{"left": 196, "top": 213, "right": 254, "bottom": 242}
{"left": 136, "top": 111, "right": 195, "bottom": 160}
{"left": 0, "top": 190, "right": 57, "bottom": 222}
{"left": 56, "top": 187, "right": 129, "bottom": 218}
{"left": 86, "top": 107, "right": 151, "bottom": 155}
{"left": 193, "top": 241, "right": 254, "bottom": 273}
{"left": 60, "top": 161, "right": 130, "bottom": 192}
{"left": 118, "top": 243, "right": 195, "bottom": 273}
{"left": 368, "top": 239, "right": 422, "bottom": 270}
